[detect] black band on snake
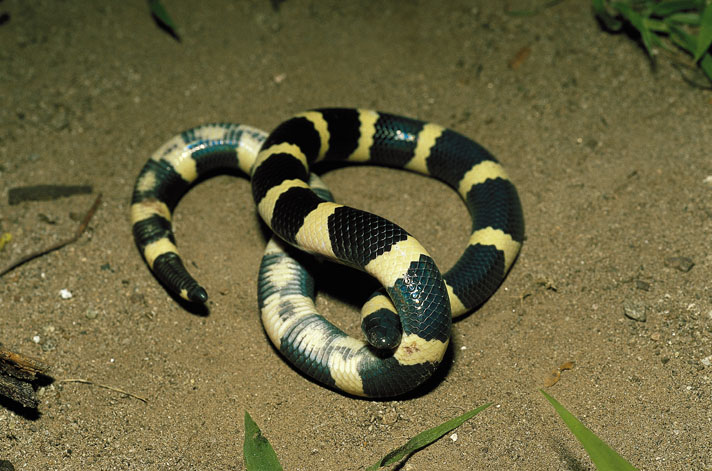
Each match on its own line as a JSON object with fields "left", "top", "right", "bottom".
{"left": 130, "top": 108, "right": 524, "bottom": 397}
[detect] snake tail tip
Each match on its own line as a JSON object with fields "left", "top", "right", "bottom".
{"left": 189, "top": 286, "right": 209, "bottom": 304}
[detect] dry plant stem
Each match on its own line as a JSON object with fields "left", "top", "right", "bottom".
{"left": 0, "top": 193, "right": 102, "bottom": 277}
{"left": 60, "top": 378, "right": 148, "bottom": 403}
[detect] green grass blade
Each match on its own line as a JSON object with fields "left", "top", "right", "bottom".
{"left": 592, "top": 0, "right": 623, "bottom": 30}
{"left": 541, "top": 390, "right": 638, "bottom": 471}
{"left": 669, "top": 23, "right": 696, "bottom": 52}
{"left": 148, "top": 0, "right": 180, "bottom": 41}
{"left": 366, "top": 403, "right": 492, "bottom": 471}
{"left": 243, "top": 412, "right": 283, "bottom": 471}
{"left": 643, "top": 17, "right": 670, "bottom": 32}
{"left": 651, "top": 0, "right": 704, "bottom": 17}
{"left": 665, "top": 12, "right": 701, "bottom": 25}
{"left": 699, "top": 51, "right": 712, "bottom": 81}
{"left": 693, "top": 3, "right": 712, "bottom": 62}
{"left": 611, "top": 2, "right": 658, "bottom": 54}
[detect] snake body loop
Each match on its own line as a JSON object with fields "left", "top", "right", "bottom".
{"left": 130, "top": 109, "right": 524, "bottom": 397}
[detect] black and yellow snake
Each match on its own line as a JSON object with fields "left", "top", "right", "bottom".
{"left": 131, "top": 108, "right": 524, "bottom": 397}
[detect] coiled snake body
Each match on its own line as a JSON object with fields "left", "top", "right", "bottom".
{"left": 131, "top": 108, "right": 524, "bottom": 397}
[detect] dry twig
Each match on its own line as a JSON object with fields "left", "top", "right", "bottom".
{"left": 0, "top": 193, "right": 102, "bottom": 277}
{"left": 59, "top": 378, "right": 148, "bottom": 403}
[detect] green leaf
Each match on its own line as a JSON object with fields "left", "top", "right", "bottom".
{"left": 366, "top": 403, "right": 492, "bottom": 471}
{"left": 243, "top": 412, "right": 283, "bottom": 471}
{"left": 541, "top": 390, "right": 638, "bottom": 471}
{"left": 611, "top": 2, "right": 658, "bottom": 55}
{"left": 643, "top": 17, "right": 670, "bottom": 33}
{"left": 699, "top": 51, "right": 712, "bottom": 81}
{"left": 592, "top": 0, "right": 623, "bottom": 30}
{"left": 148, "top": 0, "right": 180, "bottom": 41}
{"left": 651, "top": 0, "right": 704, "bottom": 17}
{"left": 693, "top": 3, "right": 712, "bottom": 62}
{"left": 665, "top": 12, "right": 701, "bottom": 25}
{"left": 669, "top": 23, "right": 696, "bottom": 52}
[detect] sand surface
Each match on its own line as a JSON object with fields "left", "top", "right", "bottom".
{"left": 1, "top": 1, "right": 711, "bottom": 469}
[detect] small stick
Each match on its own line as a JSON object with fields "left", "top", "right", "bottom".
{"left": 0, "top": 193, "right": 102, "bottom": 277}
{"left": 59, "top": 378, "right": 148, "bottom": 403}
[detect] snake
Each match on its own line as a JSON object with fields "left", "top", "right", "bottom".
{"left": 130, "top": 108, "right": 524, "bottom": 397}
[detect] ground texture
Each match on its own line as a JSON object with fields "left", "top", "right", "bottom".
{"left": 1, "top": 1, "right": 711, "bottom": 469}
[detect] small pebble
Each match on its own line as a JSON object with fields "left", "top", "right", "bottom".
{"left": 59, "top": 289, "right": 72, "bottom": 299}
{"left": 701, "top": 356, "right": 712, "bottom": 367}
{"left": 130, "top": 293, "right": 146, "bottom": 305}
{"left": 623, "top": 301, "right": 647, "bottom": 322}
{"left": 32, "top": 335, "right": 40, "bottom": 343}
{"left": 450, "top": 432, "right": 458, "bottom": 442}
{"left": 664, "top": 256, "right": 694, "bottom": 272}
{"left": 85, "top": 308, "right": 99, "bottom": 319}
{"left": 635, "top": 280, "right": 651, "bottom": 291}
{"left": 41, "top": 338, "right": 56, "bottom": 352}
{"left": 381, "top": 409, "right": 398, "bottom": 426}
{"left": 37, "top": 213, "right": 57, "bottom": 225}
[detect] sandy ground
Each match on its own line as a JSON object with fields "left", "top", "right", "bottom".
{"left": 1, "top": 0, "right": 711, "bottom": 469}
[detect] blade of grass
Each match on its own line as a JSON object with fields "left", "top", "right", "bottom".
{"left": 243, "top": 412, "right": 283, "bottom": 471}
{"left": 541, "top": 390, "right": 638, "bottom": 471}
{"left": 611, "top": 2, "right": 659, "bottom": 54}
{"left": 699, "top": 51, "right": 712, "bottom": 81}
{"left": 643, "top": 17, "right": 670, "bottom": 33}
{"left": 148, "top": 0, "right": 180, "bottom": 41}
{"left": 665, "top": 12, "right": 701, "bottom": 25}
{"left": 669, "top": 23, "right": 696, "bottom": 52}
{"left": 366, "top": 403, "right": 492, "bottom": 471}
{"left": 693, "top": 2, "right": 712, "bottom": 62}
{"left": 652, "top": 0, "right": 704, "bottom": 17}
{"left": 593, "top": 0, "right": 623, "bottom": 30}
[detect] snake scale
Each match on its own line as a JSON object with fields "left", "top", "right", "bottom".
{"left": 130, "top": 108, "right": 524, "bottom": 397}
